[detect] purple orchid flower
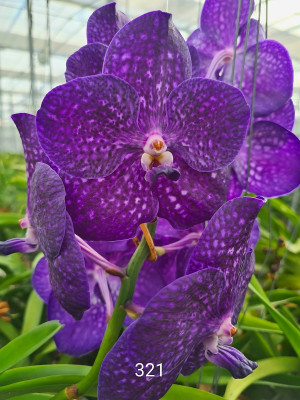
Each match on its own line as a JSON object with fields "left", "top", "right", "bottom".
{"left": 228, "top": 101, "right": 300, "bottom": 199}
{"left": 65, "top": 3, "right": 128, "bottom": 82}
{"left": 32, "top": 217, "right": 203, "bottom": 355}
{"left": 32, "top": 255, "right": 119, "bottom": 356}
{"left": 186, "top": 0, "right": 299, "bottom": 199}
{"left": 188, "top": 0, "right": 293, "bottom": 117}
{"left": 29, "top": 162, "right": 90, "bottom": 320}
{"left": 36, "top": 11, "right": 250, "bottom": 240}
{"left": 98, "top": 196, "right": 265, "bottom": 399}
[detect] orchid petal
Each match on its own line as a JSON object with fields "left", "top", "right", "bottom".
{"left": 29, "top": 163, "right": 66, "bottom": 260}
{"left": 48, "top": 292, "right": 106, "bottom": 356}
{"left": 103, "top": 11, "right": 191, "bottom": 132}
{"left": 31, "top": 257, "right": 52, "bottom": 304}
{"left": 200, "top": 0, "right": 254, "bottom": 48}
{"left": 127, "top": 268, "right": 225, "bottom": 374}
{"left": 61, "top": 156, "right": 158, "bottom": 241}
{"left": 36, "top": 75, "right": 141, "bottom": 179}
{"left": 254, "top": 99, "right": 295, "bottom": 131}
{"left": 87, "top": 2, "right": 129, "bottom": 45}
{"left": 186, "top": 197, "right": 264, "bottom": 279}
{"left": 65, "top": 43, "right": 107, "bottom": 82}
{"left": 165, "top": 78, "right": 250, "bottom": 172}
{"left": 49, "top": 213, "right": 90, "bottom": 320}
{"left": 233, "top": 122, "right": 300, "bottom": 197}
{"left": 98, "top": 322, "right": 183, "bottom": 400}
{"left": 228, "top": 40, "right": 293, "bottom": 116}
{"left": 153, "top": 157, "right": 228, "bottom": 229}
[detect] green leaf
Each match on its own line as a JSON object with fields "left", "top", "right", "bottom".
{"left": 0, "top": 321, "right": 62, "bottom": 373}
{"left": 238, "top": 314, "right": 282, "bottom": 334}
{"left": 224, "top": 357, "right": 300, "bottom": 400}
{"left": 0, "top": 364, "right": 90, "bottom": 386}
{"left": 161, "top": 384, "right": 224, "bottom": 400}
{"left": 8, "top": 396, "right": 52, "bottom": 400}
{"left": 249, "top": 276, "right": 300, "bottom": 357}
{"left": 21, "top": 291, "right": 44, "bottom": 334}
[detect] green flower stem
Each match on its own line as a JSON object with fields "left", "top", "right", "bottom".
{"left": 51, "top": 219, "right": 157, "bottom": 400}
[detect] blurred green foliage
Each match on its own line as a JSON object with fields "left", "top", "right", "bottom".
{"left": 0, "top": 153, "right": 299, "bottom": 400}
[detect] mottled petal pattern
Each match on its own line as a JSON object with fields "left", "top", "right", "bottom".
{"left": 227, "top": 167, "right": 244, "bottom": 200}
{"left": 186, "top": 197, "right": 264, "bottom": 284}
{"left": 154, "top": 157, "right": 228, "bottom": 229}
{"left": 200, "top": 0, "right": 254, "bottom": 48}
{"left": 65, "top": 43, "right": 107, "bottom": 82}
{"left": 229, "top": 40, "right": 293, "bottom": 116}
{"left": 127, "top": 268, "right": 226, "bottom": 374}
{"left": 48, "top": 292, "right": 106, "bottom": 356}
{"left": 238, "top": 19, "right": 265, "bottom": 50}
{"left": 165, "top": 78, "right": 250, "bottom": 172}
{"left": 103, "top": 11, "right": 191, "bottom": 132}
{"left": 61, "top": 156, "right": 159, "bottom": 241}
{"left": 11, "top": 113, "right": 54, "bottom": 204}
{"left": 31, "top": 257, "right": 52, "bottom": 303}
{"left": 254, "top": 99, "right": 295, "bottom": 131}
{"left": 36, "top": 75, "right": 141, "bottom": 179}
{"left": 98, "top": 323, "right": 183, "bottom": 400}
{"left": 231, "top": 250, "right": 255, "bottom": 324}
{"left": 29, "top": 163, "right": 66, "bottom": 260}
{"left": 87, "top": 2, "right": 129, "bottom": 45}
{"left": 49, "top": 213, "right": 90, "bottom": 320}
{"left": 233, "top": 122, "right": 300, "bottom": 197}
{"left": 180, "top": 343, "right": 206, "bottom": 376}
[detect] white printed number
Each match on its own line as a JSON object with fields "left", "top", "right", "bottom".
{"left": 135, "top": 363, "right": 163, "bottom": 377}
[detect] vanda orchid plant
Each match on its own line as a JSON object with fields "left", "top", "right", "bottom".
{"left": 0, "top": 1, "right": 300, "bottom": 400}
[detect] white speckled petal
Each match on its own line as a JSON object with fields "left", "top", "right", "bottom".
{"left": 127, "top": 268, "right": 226, "bottom": 374}
{"left": 153, "top": 157, "right": 228, "bottom": 229}
{"left": 36, "top": 75, "right": 142, "bottom": 179}
{"left": 233, "top": 121, "right": 300, "bottom": 197}
{"left": 103, "top": 11, "right": 191, "bottom": 132}
{"left": 61, "top": 156, "right": 159, "bottom": 241}
{"left": 186, "top": 197, "right": 264, "bottom": 282}
{"left": 228, "top": 40, "right": 293, "bottom": 116}
{"left": 200, "top": 0, "right": 254, "bottom": 48}
{"left": 87, "top": 2, "right": 129, "bottom": 45}
{"left": 165, "top": 78, "right": 250, "bottom": 172}
{"left": 65, "top": 43, "right": 107, "bottom": 81}
{"left": 98, "top": 322, "right": 183, "bottom": 400}
{"left": 254, "top": 99, "right": 295, "bottom": 131}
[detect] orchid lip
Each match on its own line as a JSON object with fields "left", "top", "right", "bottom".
{"left": 205, "top": 48, "right": 234, "bottom": 79}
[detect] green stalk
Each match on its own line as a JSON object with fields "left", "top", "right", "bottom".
{"left": 51, "top": 220, "right": 157, "bottom": 400}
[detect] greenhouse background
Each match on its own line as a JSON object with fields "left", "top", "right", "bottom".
{"left": 0, "top": 1, "right": 300, "bottom": 400}
{"left": 0, "top": 0, "right": 299, "bottom": 152}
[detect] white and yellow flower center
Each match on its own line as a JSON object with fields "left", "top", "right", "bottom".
{"left": 141, "top": 134, "right": 173, "bottom": 171}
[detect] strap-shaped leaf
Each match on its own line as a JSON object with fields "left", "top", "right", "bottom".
{"left": 249, "top": 275, "right": 300, "bottom": 357}
{"left": 161, "top": 385, "right": 224, "bottom": 400}
{"left": 0, "top": 321, "right": 61, "bottom": 373}
{"left": 225, "top": 357, "right": 300, "bottom": 400}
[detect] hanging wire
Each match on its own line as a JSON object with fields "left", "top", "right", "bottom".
{"left": 265, "top": 0, "right": 268, "bottom": 38}
{"left": 230, "top": 0, "right": 242, "bottom": 85}
{"left": 46, "top": 0, "right": 53, "bottom": 88}
{"left": 238, "top": 0, "right": 253, "bottom": 89}
{"left": 166, "top": 0, "right": 169, "bottom": 12}
{"left": 245, "top": 0, "right": 262, "bottom": 193}
{"left": 26, "top": 0, "right": 36, "bottom": 109}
